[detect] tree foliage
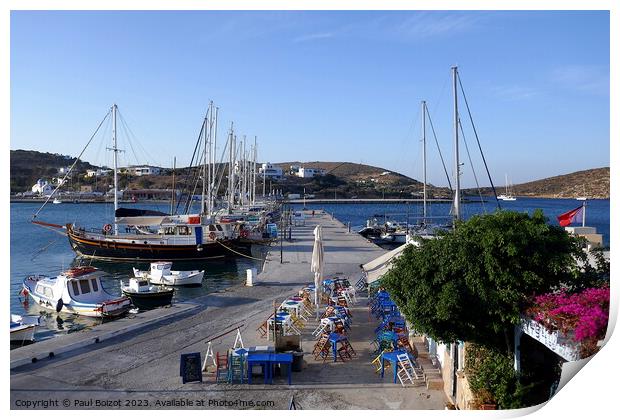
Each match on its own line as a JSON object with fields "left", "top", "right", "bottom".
{"left": 381, "top": 210, "right": 582, "bottom": 349}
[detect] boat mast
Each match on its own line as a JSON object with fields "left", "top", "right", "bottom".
{"left": 242, "top": 135, "right": 247, "bottom": 207}
{"left": 422, "top": 100, "right": 427, "bottom": 224}
{"left": 112, "top": 104, "right": 119, "bottom": 235}
{"left": 212, "top": 106, "right": 219, "bottom": 214}
{"left": 228, "top": 122, "right": 234, "bottom": 212}
{"left": 170, "top": 156, "right": 176, "bottom": 215}
{"left": 452, "top": 66, "right": 461, "bottom": 223}
{"left": 200, "top": 110, "right": 208, "bottom": 216}
{"left": 253, "top": 136, "right": 257, "bottom": 205}
{"left": 262, "top": 159, "right": 266, "bottom": 199}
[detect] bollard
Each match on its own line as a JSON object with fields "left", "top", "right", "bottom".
{"left": 246, "top": 268, "right": 257, "bottom": 286}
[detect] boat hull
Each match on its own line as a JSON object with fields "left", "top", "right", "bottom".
{"left": 67, "top": 229, "right": 241, "bottom": 262}
{"left": 22, "top": 279, "right": 131, "bottom": 319}
{"left": 122, "top": 289, "right": 174, "bottom": 310}
{"left": 10, "top": 325, "right": 36, "bottom": 343}
{"left": 150, "top": 271, "right": 204, "bottom": 286}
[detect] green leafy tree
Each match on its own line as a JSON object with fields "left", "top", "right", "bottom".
{"left": 382, "top": 210, "right": 582, "bottom": 350}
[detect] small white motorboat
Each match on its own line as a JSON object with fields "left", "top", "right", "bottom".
{"left": 22, "top": 266, "right": 132, "bottom": 318}
{"left": 10, "top": 314, "right": 41, "bottom": 343}
{"left": 52, "top": 198, "right": 62, "bottom": 204}
{"left": 133, "top": 262, "right": 204, "bottom": 286}
{"left": 120, "top": 277, "right": 174, "bottom": 310}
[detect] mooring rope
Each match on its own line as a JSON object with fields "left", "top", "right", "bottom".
{"left": 216, "top": 239, "right": 267, "bottom": 261}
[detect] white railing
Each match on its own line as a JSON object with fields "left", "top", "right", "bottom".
{"left": 520, "top": 318, "right": 581, "bottom": 362}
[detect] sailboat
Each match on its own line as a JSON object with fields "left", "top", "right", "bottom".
{"left": 32, "top": 103, "right": 244, "bottom": 262}
{"left": 498, "top": 174, "right": 516, "bottom": 201}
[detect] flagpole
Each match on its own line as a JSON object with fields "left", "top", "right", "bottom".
{"left": 582, "top": 201, "right": 586, "bottom": 227}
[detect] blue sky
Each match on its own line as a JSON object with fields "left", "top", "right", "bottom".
{"left": 10, "top": 10, "right": 609, "bottom": 188}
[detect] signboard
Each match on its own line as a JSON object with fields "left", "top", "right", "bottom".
{"left": 180, "top": 352, "right": 203, "bottom": 384}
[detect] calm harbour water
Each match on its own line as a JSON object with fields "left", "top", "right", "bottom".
{"left": 10, "top": 202, "right": 267, "bottom": 340}
{"left": 10, "top": 197, "right": 609, "bottom": 342}
{"left": 293, "top": 197, "right": 610, "bottom": 245}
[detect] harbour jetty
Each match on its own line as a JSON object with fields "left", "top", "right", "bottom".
{"left": 11, "top": 210, "right": 446, "bottom": 409}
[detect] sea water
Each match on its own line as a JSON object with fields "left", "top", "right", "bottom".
{"left": 10, "top": 198, "right": 609, "bottom": 341}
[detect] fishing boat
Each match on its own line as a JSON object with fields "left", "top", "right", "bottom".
{"left": 22, "top": 266, "right": 131, "bottom": 318}
{"left": 31, "top": 103, "right": 247, "bottom": 262}
{"left": 133, "top": 262, "right": 204, "bottom": 286}
{"left": 120, "top": 277, "right": 174, "bottom": 310}
{"left": 10, "top": 314, "right": 40, "bottom": 343}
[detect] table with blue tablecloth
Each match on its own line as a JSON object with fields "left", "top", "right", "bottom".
{"left": 328, "top": 333, "right": 349, "bottom": 362}
{"left": 380, "top": 350, "right": 413, "bottom": 383}
{"left": 247, "top": 353, "right": 294, "bottom": 384}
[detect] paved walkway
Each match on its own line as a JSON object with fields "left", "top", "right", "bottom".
{"left": 10, "top": 210, "right": 446, "bottom": 409}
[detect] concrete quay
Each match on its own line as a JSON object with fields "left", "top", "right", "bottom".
{"left": 10, "top": 210, "right": 447, "bottom": 409}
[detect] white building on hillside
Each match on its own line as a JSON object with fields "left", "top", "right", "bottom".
{"left": 120, "top": 165, "right": 162, "bottom": 176}
{"left": 85, "top": 168, "right": 112, "bottom": 178}
{"left": 297, "top": 167, "right": 326, "bottom": 178}
{"left": 31, "top": 179, "right": 54, "bottom": 196}
{"left": 259, "top": 163, "right": 283, "bottom": 179}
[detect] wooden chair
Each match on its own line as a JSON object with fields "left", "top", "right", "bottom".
{"left": 397, "top": 336, "right": 414, "bottom": 354}
{"left": 215, "top": 351, "right": 229, "bottom": 383}
{"left": 256, "top": 319, "right": 268, "bottom": 339}
{"left": 312, "top": 333, "right": 330, "bottom": 357}
{"left": 370, "top": 351, "right": 385, "bottom": 374}
{"left": 396, "top": 353, "right": 415, "bottom": 386}
{"left": 312, "top": 321, "right": 328, "bottom": 337}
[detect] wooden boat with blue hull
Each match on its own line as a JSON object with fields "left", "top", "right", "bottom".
{"left": 22, "top": 267, "right": 131, "bottom": 318}
{"left": 120, "top": 278, "right": 174, "bottom": 310}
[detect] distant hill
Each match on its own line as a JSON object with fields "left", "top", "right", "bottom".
{"left": 10, "top": 149, "right": 97, "bottom": 192}
{"left": 512, "top": 167, "right": 609, "bottom": 199}
{"left": 273, "top": 161, "right": 451, "bottom": 199}
{"left": 10, "top": 151, "right": 609, "bottom": 200}
{"left": 464, "top": 167, "right": 610, "bottom": 199}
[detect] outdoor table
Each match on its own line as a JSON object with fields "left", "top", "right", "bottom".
{"left": 328, "top": 333, "right": 348, "bottom": 362}
{"left": 320, "top": 316, "right": 340, "bottom": 331}
{"left": 268, "top": 314, "right": 298, "bottom": 336}
{"left": 280, "top": 300, "right": 305, "bottom": 319}
{"left": 247, "top": 353, "right": 272, "bottom": 384}
{"left": 247, "top": 353, "right": 293, "bottom": 385}
{"left": 234, "top": 346, "right": 275, "bottom": 356}
{"left": 270, "top": 353, "right": 293, "bottom": 385}
{"left": 377, "top": 291, "right": 390, "bottom": 300}
{"left": 381, "top": 350, "right": 411, "bottom": 383}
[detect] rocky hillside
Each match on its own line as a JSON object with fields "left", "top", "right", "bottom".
{"left": 11, "top": 150, "right": 609, "bottom": 199}
{"left": 464, "top": 167, "right": 610, "bottom": 199}
{"left": 10, "top": 149, "right": 97, "bottom": 193}
{"left": 273, "top": 161, "right": 451, "bottom": 199}
{"left": 511, "top": 167, "right": 609, "bottom": 199}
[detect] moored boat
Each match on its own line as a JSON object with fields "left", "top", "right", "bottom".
{"left": 10, "top": 314, "right": 40, "bottom": 343}
{"left": 22, "top": 266, "right": 131, "bottom": 318}
{"left": 133, "top": 262, "right": 204, "bottom": 286}
{"left": 120, "top": 277, "right": 174, "bottom": 310}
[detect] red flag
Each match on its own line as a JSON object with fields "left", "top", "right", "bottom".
{"left": 557, "top": 205, "right": 584, "bottom": 227}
